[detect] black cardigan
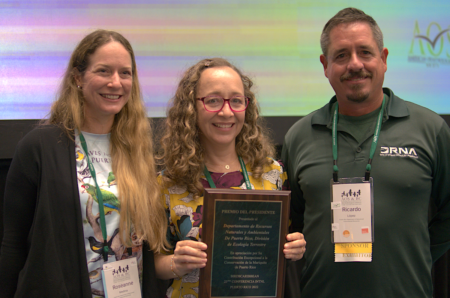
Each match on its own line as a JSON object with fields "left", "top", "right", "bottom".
{"left": 0, "top": 125, "right": 166, "bottom": 297}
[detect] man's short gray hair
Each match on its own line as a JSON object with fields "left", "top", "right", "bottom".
{"left": 320, "top": 7, "right": 384, "bottom": 57}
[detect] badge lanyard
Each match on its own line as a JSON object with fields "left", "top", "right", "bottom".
{"left": 332, "top": 97, "right": 385, "bottom": 182}
{"left": 79, "top": 132, "right": 110, "bottom": 261}
{"left": 203, "top": 156, "right": 252, "bottom": 190}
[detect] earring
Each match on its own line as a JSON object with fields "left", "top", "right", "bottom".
{"left": 77, "top": 85, "right": 82, "bottom": 90}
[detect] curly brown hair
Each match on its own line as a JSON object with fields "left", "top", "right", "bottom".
{"left": 157, "top": 58, "right": 275, "bottom": 197}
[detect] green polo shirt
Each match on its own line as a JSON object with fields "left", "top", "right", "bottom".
{"left": 282, "top": 88, "right": 450, "bottom": 298}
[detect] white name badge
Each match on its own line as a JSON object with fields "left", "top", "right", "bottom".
{"left": 330, "top": 177, "right": 374, "bottom": 262}
{"left": 330, "top": 177, "right": 374, "bottom": 243}
{"left": 102, "top": 257, "right": 142, "bottom": 298}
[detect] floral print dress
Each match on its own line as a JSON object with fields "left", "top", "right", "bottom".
{"left": 160, "top": 159, "right": 286, "bottom": 298}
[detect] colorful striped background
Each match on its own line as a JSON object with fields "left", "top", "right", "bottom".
{"left": 1, "top": 0, "right": 449, "bottom": 119}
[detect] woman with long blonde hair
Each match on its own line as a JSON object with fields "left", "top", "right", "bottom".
{"left": 0, "top": 30, "right": 167, "bottom": 297}
{"left": 154, "top": 58, "right": 306, "bottom": 298}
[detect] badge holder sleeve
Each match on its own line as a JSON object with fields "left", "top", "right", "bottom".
{"left": 330, "top": 177, "right": 374, "bottom": 244}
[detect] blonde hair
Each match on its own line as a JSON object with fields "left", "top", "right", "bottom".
{"left": 46, "top": 29, "right": 167, "bottom": 251}
{"left": 157, "top": 58, "right": 275, "bottom": 197}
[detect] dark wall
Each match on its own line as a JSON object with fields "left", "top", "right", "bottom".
{"left": 0, "top": 116, "right": 302, "bottom": 247}
{"left": 0, "top": 160, "right": 9, "bottom": 249}
{"left": 0, "top": 117, "right": 303, "bottom": 160}
{"left": 2, "top": 116, "right": 450, "bottom": 159}
{"left": 1, "top": 116, "right": 449, "bottom": 297}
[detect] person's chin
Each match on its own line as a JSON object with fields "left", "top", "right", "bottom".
{"left": 344, "top": 86, "right": 370, "bottom": 103}
{"left": 102, "top": 104, "right": 126, "bottom": 115}
{"left": 346, "top": 93, "right": 369, "bottom": 103}
{"left": 210, "top": 136, "right": 236, "bottom": 146}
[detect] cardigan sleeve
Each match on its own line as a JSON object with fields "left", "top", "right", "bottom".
{"left": 142, "top": 241, "right": 171, "bottom": 297}
{"left": 0, "top": 129, "right": 42, "bottom": 297}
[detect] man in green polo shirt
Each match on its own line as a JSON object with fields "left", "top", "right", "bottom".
{"left": 282, "top": 7, "right": 450, "bottom": 298}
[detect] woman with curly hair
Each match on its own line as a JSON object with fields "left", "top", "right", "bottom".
{"left": 154, "top": 58, "right": 306, "bottom": 298}
{"left": 0, "top": 30, "right": 167, "bottom": 297}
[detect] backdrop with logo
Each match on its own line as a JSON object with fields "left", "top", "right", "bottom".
{"left": 1, "top": 0, "right": 449, "bottom": 119}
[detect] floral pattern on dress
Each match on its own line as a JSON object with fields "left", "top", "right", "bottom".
{"left": 159, "top": 158, "right": 287, "bottom": 298}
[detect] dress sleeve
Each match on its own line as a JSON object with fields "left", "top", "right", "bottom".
{"left": 428, "top": 121, "right": 450, "bottom": 263}
{"left": 0, "top": 131, "right": 41, "bottom": 297}
{"left": 276, "top": 159, "right": 289, "bottom": 191}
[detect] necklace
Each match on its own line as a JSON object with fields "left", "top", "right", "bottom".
{"left": 204, "top": 156, "right": 251, "bottom": 190}
{"left": 205, "top": 158, "right": 238, "bottom": 172}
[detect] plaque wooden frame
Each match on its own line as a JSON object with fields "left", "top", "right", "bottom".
{"left": 199, "top": 188, "right": 291, "bottom": 298}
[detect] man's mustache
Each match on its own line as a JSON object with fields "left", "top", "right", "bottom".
{"left": 340, "top": 70, "right": 373, "bottom": 82}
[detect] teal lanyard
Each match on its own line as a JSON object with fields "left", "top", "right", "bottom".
{"left": 332, "top": 97, "right": 385, "bottom": 182}
{"left": 79, "top": 133, "right": 110, "bottom": 261}
{"left": 203, "top": 156, "right": 252, "bottom": 190}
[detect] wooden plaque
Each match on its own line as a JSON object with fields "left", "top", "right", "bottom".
{"left": 199, "top": 188, "right": 291, "bottom": 298}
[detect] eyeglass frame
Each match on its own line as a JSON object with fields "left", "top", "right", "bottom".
{"left": 196, "top": 95, "right": 250, "bottom": 112}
